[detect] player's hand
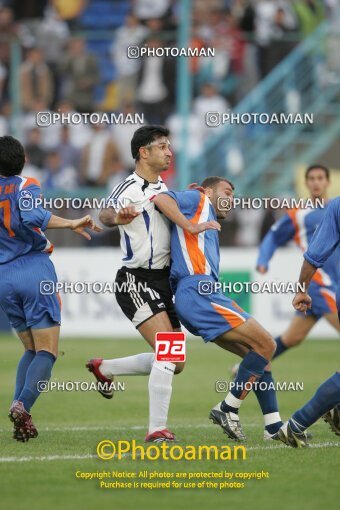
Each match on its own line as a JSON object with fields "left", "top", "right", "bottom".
{"left": 187, "top": 182, "right": 205, "bottom": 193}
{"left": 115, "top": 206, "right": 140, "bottom": 225}
{"left": 256, "top": 265, "right": 268, "bottom": 274}
{"left": 292, "top": 292, "right": 312, "bottom": 314}
{"left": 188, "top": 220, "right": 221, "bottom": 234}
{"left": 70, "top": 215, "right": 102, "bottom": 240}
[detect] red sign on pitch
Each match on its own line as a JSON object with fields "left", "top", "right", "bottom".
{"left": 155, "top": 332, "right": 186, "bottom": 362}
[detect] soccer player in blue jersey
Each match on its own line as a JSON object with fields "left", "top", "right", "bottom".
{"left": 277, "top": 196, "right": 340, "bottom": 447}
{"left": 0, "top": 136, "right": 101, "bottom": 442}
{"left": 153, "top": 177, "right": 282, "bottom": 441}
{"left": 257, "top": 165, "right": 339, "bottom": 359}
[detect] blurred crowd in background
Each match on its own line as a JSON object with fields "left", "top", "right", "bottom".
{"left": 0, "top": 0, "right": 337, "bottom": 246}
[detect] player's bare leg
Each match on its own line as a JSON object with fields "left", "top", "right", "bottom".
{"left": 32, "top": 325, "right": 59, "bottom": 358}
{"left": 233, "top": 315, "right": 317, "bottom": 374}
{"left": 277, "top": 315, "right": 317, "bottom": 350}
{"left": 9, "top": 326, "right": 59, "bottom": 442}
{"left": 210, "top": 318, "right": 276, "bottom": 441}
{"left": 324, "top": 312, "right": 340, "bottom": 333}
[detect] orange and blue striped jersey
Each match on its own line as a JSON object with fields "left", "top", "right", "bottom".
{"left": 0, "top": 175, "right": 53, "bottom": 264}
{"left": 305, "top": 197, "right": 340, "bottom": 292}
{"left": 162, "top": 190, "right": 219, "bottom": 292}
{"left": 257, "top": 201, "right": 339, "bottom": 287}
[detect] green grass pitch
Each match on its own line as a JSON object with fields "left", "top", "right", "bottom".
{"left": 0, "top": 335, "right": 339, "bottom": 510}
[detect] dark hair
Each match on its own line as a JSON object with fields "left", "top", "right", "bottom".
{"left": 305, "top": 164, "right": 329, "bottom": 180}
{"left": 201, "top": 176, "right": 235, "bottom": 190}
{"left": 0, "top": 136, "right": 25, "bottom": 177}
{"left": 131, "top": 125, "right": 169, "bottom": 161}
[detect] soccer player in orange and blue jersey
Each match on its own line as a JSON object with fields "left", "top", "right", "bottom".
{"left": 277, "top": 196, "right": 340, "bottom": 447}
{"left": 153, "top": 177, "right": 282, "bottom": 441}
{"left": 0, "top": 136, "right": 101, "bottom": 442}
{"left": 257, "top": 165, "right": 339, "bottom": 359}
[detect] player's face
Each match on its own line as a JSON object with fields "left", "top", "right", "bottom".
{"left": 305, "top": 169, "right": 329, "bottom": 198}
{"left": 145, "top": 137, "right": 172, "bottom": 172}
{"left": 209, "top": 181, "right": 234, "bottom": 219}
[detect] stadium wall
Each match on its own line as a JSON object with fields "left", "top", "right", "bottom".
{"left": 51, "top": 248, "right": 337, "bottom": 339}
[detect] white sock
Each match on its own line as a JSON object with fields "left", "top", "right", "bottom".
{"left": 148, "top": 361, "right": 176, "bottom": 434}
{"left": 100, "top": 353, "right": 154, "bottom": 377}
{"left": 224, "top": 392, "right": 242, "bottom": 410}
{"left": 264, "top": 412, "right": 282, "bottom": 427}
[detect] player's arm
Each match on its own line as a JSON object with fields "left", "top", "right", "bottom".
{"left": 152, "top": 193, "right": 221, "bottom": 234}
{"left": 46, "top": 214, "right": 102, "bottom": 240}
{"left": 292, "top": 259, "right": 315, "bottom": 313}
{"left": 99, "top": 206, "right": 140, "bottom": 227}
{"left": 18, "top": 182, "right": 102, "bottom": 240}
{"left": 22, "top": 206, "right": 101, "bottom": 241}
{"left": 304, "top": 198, "right": 340, "bottom": 270}
{"left": 293, "top": 199, "right": 340, "bottom": 313}
{"left": 99, "top": 182, "right": 141, "bottom": 227}
{"left": 256, "top": 212, "right": 296, "bottom": 273}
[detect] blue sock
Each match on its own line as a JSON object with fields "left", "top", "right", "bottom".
{"left": 272, "top": 336, "right": 287, "bottom": 359}
{"left": 253, "top": 371, "right": 283, "bottom": 434}
{"left": 221, "top": 351, "right": 268, "bottom": 413}
{"left": 18, "top": 350, "right": 56, "bottom": 412}
{"left": 14, "top": 350, "right": 36, "bottom": 400}
{"left": 290, "top": 372, "right": 340, "bottom": 432}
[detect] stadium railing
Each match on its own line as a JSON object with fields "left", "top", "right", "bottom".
{"left": 189, "top": 20, "right": 340, "bottom": 197}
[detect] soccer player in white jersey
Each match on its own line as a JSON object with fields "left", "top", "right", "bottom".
{"left": 86, "top": 126, "right": 218, "bottom": 442}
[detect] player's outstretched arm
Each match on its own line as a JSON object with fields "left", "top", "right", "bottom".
{"left": 292, "top": 259, "right": 316, "bottom": 313}
{"left": 99, "top": 206, "right": 140, "bottom": 227}
{"left": 46, "top": 214, "right": 102, "bottom": 240}
{"left": 256, "top": 213, "right": 296, "bottom": 274}
{"left": 153, "top": 194, "right": 221, "bottom": 234}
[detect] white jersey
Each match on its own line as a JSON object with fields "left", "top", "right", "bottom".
{"left": 107, "top": 172, "right": 171, "bottom": 269}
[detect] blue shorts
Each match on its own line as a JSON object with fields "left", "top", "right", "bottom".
{"left": 296, "top": 281, "right": 337, "bottom": 320}
{"left": 0, "top": 252, "right": 61, "bottom": 332}
{"left": 174, "top": 275, "right": 251, "bottom": 342}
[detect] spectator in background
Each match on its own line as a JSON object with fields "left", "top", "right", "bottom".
{"left": 0, "top": 60, "right": 7, "bottom": 105}
{"left": 50, "top": 99, "right": 92, "bottom": 149}
{"left": 111, "top": 102, "right": 145, "bottom": 174}
{"left": 166, "top": 110, "right": 204, "bottom": 161}
{"left": 293, "top": 0, "right": 325, "bottom": 37}
{"left": 111, "top": 13, "right": 149, "bottom": 109}
{"left": 22, "top": 97, "right": 56, "bottom": 147}
{"left": 134, "top": 0, "right": 171, "bottom": 23}
{"left": 59, "top": 37, "right": 99, "bottom": 113}
{"left": 0, "top": 5, "right": 21, "bottom": 106}
{"left": 0, "top": 101, "right": 10, "bottom": 135}
{"left": 80, "top": 124, "right": 122, "bottom": 187}
{"left": 42, "top": 150, "right": 78, "bottom": 190}
{"left": 25, "top": 127, "right": 46, "bottom": 170}
{"left": 34, "top": 4, "right": 70, "bottom": 108}
{"left": 268, "top": 6, "right": 298, "bottom": 72}
{"left": 236, "top": 0, "right": 259, "bottom": 96}
{"left": 196, "top": 9, "right": 246, "bottom": 102}
{"left": 255, "top": 0, "right": 296, "bottom": 78}
{"left": 188, "top": 22, "right": 206, "bottom": 78}
{"left": 54, "top": 125, "right": 80, "bottom": 170}
{"left": 193, "top": 82, "right": 230, "bottom": 134}
{"left": 51, "top": 0, "right": 87, "bottom": 29}
{"left": 136, "top": 34, "right": 176, "bottom": 124}
{"left": 20, "top": 46, "right": 54, "bottom": 111}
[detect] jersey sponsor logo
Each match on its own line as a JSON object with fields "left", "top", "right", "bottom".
{"left": 155, "top": 332, "right": 186, "bottom": 362}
